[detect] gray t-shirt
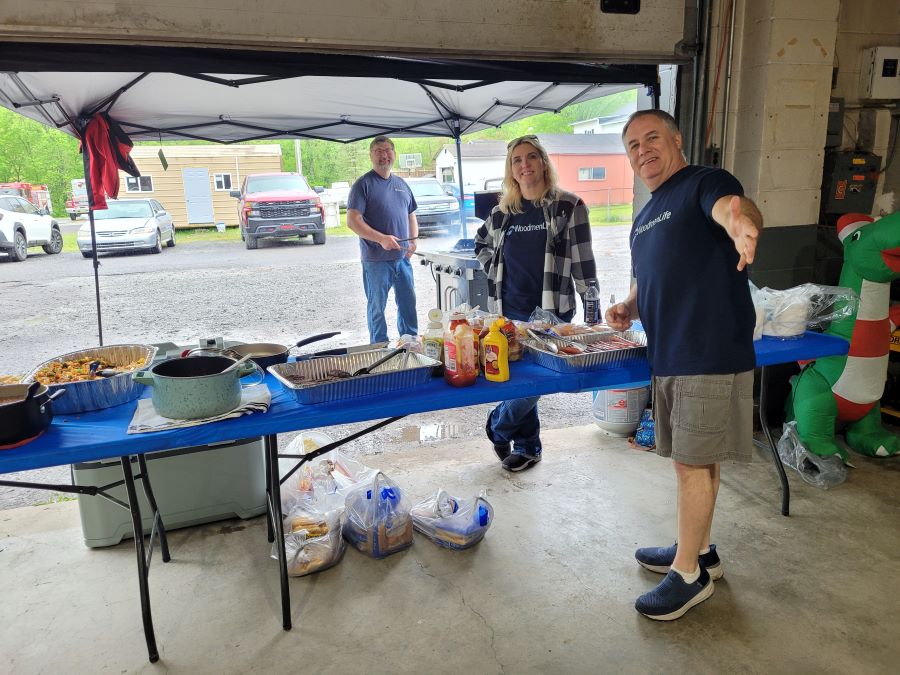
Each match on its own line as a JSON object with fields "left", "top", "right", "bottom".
{"left": 347, "top": 170, "right": 417, "bottom": 262}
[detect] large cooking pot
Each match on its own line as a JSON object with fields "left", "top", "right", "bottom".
{"left": 0, "top": 382, "right": 66, "bottom": 446}
{"left": 133, "top": 356, "right": 261, "bottom": 420}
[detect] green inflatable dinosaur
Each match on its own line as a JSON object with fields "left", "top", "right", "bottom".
{"left": 786, "top": 212, "right": 900, "bottom": 460}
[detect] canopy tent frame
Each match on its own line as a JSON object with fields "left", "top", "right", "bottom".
{"left": 1, "top": 48, "right": 660, "bottom": 344}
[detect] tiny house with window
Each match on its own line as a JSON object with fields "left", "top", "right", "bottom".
{"left": 119, "top": 145, "right": 283, "bottom": 228}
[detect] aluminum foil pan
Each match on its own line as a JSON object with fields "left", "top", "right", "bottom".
{"left": 269, "top": 349, "right": 440, "bottom": 405}
{"left": 24, "top": 344, "right": 158, "bottom": 414}
{"left": 524, "top": 330, "right": 647, "bottom": 374}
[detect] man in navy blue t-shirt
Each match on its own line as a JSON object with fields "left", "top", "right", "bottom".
{"left": 606, "top": 110, "right": 762, "bottom": 621}
{"left": 347, "top": 136, "right": 419, "bottom": 343}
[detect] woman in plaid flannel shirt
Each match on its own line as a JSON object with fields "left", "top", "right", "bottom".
{"left": 474, "top": 135, "right": 598, "bottom": 471}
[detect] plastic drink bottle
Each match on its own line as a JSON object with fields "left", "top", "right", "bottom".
{"left": 482, "top": 319, "right": 510, "bottom": 382}
{"left": 584, "top": 280, "right": 601, "bottom": 325}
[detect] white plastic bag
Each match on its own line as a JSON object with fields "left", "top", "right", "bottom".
{"left": 274, "top": 504, "right": 346, "bottom": 577}
{"left": 344, "top": 471, "right": 413, "bottom": 558}
{"left": 776, "top": 422, "right": 847, "bottom": 489}
{"left": 410, "top": 489, "right": 494, "bottom": 550}
{"left": 760, "top": 283, "right": 859, "bottom": 339}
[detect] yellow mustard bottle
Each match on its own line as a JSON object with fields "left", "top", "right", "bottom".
{"left": 482, "top": 319, "right": 509, "bottom": 382}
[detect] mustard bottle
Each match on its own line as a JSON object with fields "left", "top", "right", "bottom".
{"left": 482, "top": 319, "right": 509, "bottom": 382}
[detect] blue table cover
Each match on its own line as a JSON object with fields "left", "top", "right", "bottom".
{"left": 0, "top": 332, "right": 848, "bottom": 474}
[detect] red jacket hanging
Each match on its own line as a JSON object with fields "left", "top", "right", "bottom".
{"left": 81, "top": 113, "right": 140, "bottom": 210}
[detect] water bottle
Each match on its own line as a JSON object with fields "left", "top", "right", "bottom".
{"left": 584, "top": 280, "right": 601, "bottom": 325}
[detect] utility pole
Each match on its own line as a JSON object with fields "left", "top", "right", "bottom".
{"left": 294, "top": 138, "right": 302, "bottom": 175}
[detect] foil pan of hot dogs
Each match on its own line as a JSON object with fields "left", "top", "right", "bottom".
{"left": 524, "top": 330, "right": 647, "bottom": 373}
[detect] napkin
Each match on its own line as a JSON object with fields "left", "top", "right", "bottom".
{"left": 127, "top": 383, "right": 271, "bottom": 434}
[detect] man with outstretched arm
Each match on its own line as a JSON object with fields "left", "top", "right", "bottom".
{"left": 607, "top": 109, "right": 762, "bottom": 621}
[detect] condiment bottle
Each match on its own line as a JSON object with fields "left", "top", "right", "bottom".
{"left": 422, "top": 308, "right": 445, "bottom": 376}
{"left": 482, "top": 319, "right": 509, "bottom": 382}
{"left": 444, "top": 314, "right": 477, "bottom": 387}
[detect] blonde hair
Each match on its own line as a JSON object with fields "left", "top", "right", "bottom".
{"left": 499, "top": 136, "right": 559, "bottom": 215}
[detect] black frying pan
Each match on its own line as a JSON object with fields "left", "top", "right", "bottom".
{"left": 229, "top": 332, "right": 340, "bottom": 369}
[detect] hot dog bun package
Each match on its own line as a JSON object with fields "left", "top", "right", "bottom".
{"left": 275, "top": 505, "right": 346, "bottom": 577}
{"left": 410, "top": 489, "right": 493, "bottom": 550}
{"left": 344, "top": 471, "right": 413, "bottom": 558}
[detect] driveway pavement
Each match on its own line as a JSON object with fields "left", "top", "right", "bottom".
{"left": 0, "top": 227, "right": 633, "bottom": 508}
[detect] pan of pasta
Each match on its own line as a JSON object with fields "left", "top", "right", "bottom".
{"left": 23, "top": 344, "right": 158, "bottom": 414}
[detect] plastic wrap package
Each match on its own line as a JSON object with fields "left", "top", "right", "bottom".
{"left": 273, "top": 505, "right": 346, "bottom": 577}
{"left": 395, "top": 334, "right": 424, "bottom": 353}
{"left": 776, "top": 422, "right": 847, "bottom": 489}
{"left": 279, "top": 440, "right": 378, "bottom": 513}
{"left": 748, "top": 282, "right": 766, "bottom": 341}
{"left": 759, "top": 283, "right": 859, "bottom": 339}
{"left": 630, "top": 408, "right": 656, "bottom": 449}
{"left": 344, "top": 471, "right": 413, "bottom": 558}
{"left": 410, "top": 489, "right": 494, "bottom": 550}
{"left": 278, "top": 432, "right": 337, "bottom": 510}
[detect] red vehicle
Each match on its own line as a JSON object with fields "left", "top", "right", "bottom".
{"left": 229, "top": 172, "right": 326, "bottom": 249}
{"left": 0, "top": 182, "right": 52, "bottom": 213}
{"left": 65, "top": 178, "right": 89, "bottom": 220}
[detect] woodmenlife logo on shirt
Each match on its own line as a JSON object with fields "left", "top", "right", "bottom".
{"left": 631, "top": 210, "right": 671, "bottom": 247}
{"left": 507, "top": 222, "right": 546, "bottom": 235}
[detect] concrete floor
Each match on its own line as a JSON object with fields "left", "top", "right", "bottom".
{"left": 1, "top": 424, "right": 898, "bottom": 674}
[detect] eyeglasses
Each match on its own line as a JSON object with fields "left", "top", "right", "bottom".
{"left": 507, "top": 134, "right": 539, "bottom": 149}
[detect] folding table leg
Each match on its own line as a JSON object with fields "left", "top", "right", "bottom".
{"left": 758, "top": 366, "right": 790, "bottom": 516}
{"left": 120, "top": 455, "right": 160, "bottom": 663}
{"left": 264, "top": 443, "right": 274, "bottom": 543}
{"left": 264, "top": 434, "right": 292, "bottom": 630}
{"left": 137, "top": 454, "right": 171, "bottom": 563}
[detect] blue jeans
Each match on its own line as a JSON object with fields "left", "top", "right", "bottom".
{"left": 488, "top": 396, "right": 541, "bottom": 457}
{"left": 484, "top": 307, "right": 574, "bottom": 457}
{"left": 362, "top": 258, "right": 418, "bottom": 344}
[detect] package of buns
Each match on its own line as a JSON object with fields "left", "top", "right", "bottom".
{"left": 410, "top": 489, "right": 493, "bottom": 550}
{"left": 275, "top": 506, "right": 346, "bottom": 577}
{"left": 344, "top": 471, "right": 413, "bottom": 558}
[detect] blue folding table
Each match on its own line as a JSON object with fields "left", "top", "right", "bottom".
{"left": 0, "top": 331, "right": 848, "bottom": 663}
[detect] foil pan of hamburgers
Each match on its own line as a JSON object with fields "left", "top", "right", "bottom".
{"left": 269, "top": 349, "right": 440, "bottom": 405}
{"left": 24, "top": 343, "right": 158, "bottom": 414}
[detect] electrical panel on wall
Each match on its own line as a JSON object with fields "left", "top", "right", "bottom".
{"left": 859, "top": 46, "right": 900, "bottom": 100}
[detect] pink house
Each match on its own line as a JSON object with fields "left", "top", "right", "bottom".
{"left": 540, "top": 134, "right": 634, "bottom": 207}
{"left": 436, "top": 134, "right": 633, "bottom": 208}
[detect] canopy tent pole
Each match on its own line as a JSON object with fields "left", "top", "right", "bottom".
{"left": 78, "top": 120, "right": 104, "bottom": 345}
{"left": 453, "top": 120, "right": 466, "bottom": 239}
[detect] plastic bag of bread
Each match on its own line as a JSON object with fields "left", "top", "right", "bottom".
{"left": 344, "top": 471, "right": 413, "bottom": 558}
{"left": 274, "top": 505, "right": 346, "bottom": 577}
{"left": 410, "top": 489, "right": 493, "bottom": 550}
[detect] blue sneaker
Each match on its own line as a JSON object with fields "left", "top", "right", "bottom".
{"left": 635, "top": 568, "right": 715, "bottom": 621}
{"left": 635, "top": 543, "right": 723, "bottom": 580}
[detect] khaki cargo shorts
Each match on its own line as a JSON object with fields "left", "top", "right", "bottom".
{"left": 652, "top": 371, "right": 754, "bottom": 465}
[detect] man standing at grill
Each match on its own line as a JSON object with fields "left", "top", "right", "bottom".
{"left": 347, "top": 136, "right": 419, "bottom": 344}
{"left": 607, "top": 109, "right": 762, "bottom": 620}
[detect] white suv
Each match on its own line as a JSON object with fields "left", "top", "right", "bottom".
{"left": 0, "top": 195, "right": 63, "bottom": 262}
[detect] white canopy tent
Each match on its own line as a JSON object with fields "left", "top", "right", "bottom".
{"left": 0, "top": 45, "right": 659, "bottom": 340}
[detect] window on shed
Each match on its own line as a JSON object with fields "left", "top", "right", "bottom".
{"left": 126, "top": 176, "right": 154, "bottom": 192}
{"left": 214, "top": 173, "right": 233, "bottom": 191}
{"left": 578, "top": 167, "right": 606, "bottom": 181}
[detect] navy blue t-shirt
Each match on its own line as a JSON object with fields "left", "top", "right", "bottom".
{"left": 347, "top": 171, "right": 417, "bottom": 262}
{"left": 502, "top": 201, "right": 546, "bottom": 320}
{"left": 630, "top": 165, "right": 756, "bottom": 376}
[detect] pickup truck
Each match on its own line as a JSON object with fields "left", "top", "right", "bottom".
{"left": 66, "top": 179, "right": 89, "bottom": 220}
{"left": 230, "top": 172, "right": 326, "bottom": 249}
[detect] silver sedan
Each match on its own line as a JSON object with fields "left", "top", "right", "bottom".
{"left": 77, "top": 198, "right": 176, "bottom": 257}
